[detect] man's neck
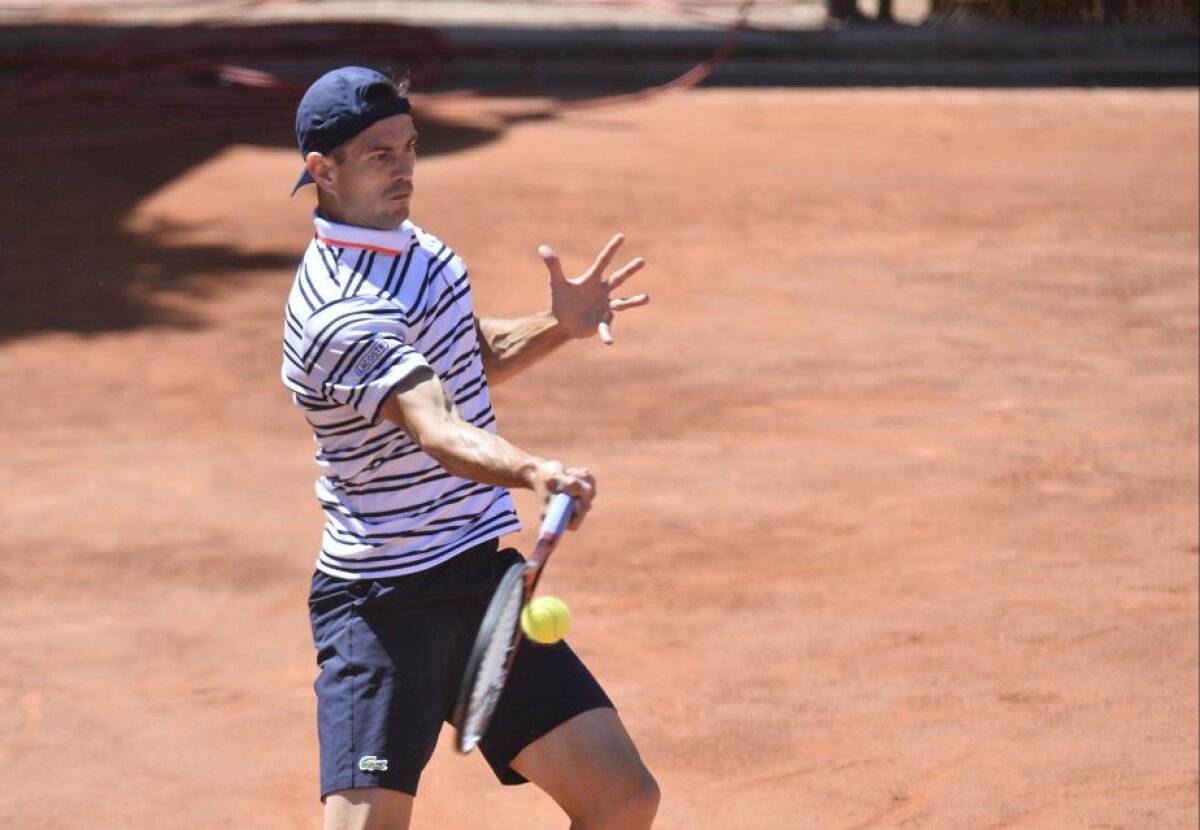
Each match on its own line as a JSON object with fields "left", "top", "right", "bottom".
{"left": 315, "top": 200, "right": 355, "bottom": 228}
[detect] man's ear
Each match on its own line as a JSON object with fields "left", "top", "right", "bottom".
{"left": 305, "top": 152, "right": 336, "bottom": 190}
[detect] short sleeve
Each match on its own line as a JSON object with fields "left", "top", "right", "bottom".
{"left": 301, "top": 296, "right": 431, "bottom": 422}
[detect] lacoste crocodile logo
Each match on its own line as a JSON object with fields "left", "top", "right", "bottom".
{"left": 358, "top": 755, "right": 389, "bottom": 772}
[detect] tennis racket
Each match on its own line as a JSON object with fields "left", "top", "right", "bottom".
{"left": 453, "top": 491, "right": 576, "bottom": 754}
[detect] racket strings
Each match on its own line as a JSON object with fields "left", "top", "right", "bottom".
{"left": 461, "top": 574, "right": 526, "bottom": 749}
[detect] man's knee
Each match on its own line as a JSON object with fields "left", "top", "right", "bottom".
{"left": 623, "top": 765, "right": 662, "bottom": 825}
{"left": 576, "top": 763, "right": 661, "bottom": 829}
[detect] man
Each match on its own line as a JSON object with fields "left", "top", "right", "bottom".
{"left": 281, "top": 66, "right": 659, "bottom": 830}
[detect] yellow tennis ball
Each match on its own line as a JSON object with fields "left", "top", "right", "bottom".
{"left": 520, "top": 596, "right": 571, "bottom": 645}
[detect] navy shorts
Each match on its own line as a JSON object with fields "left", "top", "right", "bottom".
{"left": 308, "top": 538, "right": 613, "bottom": 799}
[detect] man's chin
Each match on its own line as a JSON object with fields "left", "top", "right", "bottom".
{"left": 356, "top": 202, "right": 411, "bottom": 230}
{"left": 389, "top": 204, "right": 411, "bottom": 226}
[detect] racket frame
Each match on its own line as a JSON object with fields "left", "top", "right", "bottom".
{"left": 452, "top": 493, "right": 575, "bottom": 753}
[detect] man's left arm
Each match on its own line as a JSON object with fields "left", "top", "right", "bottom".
{"left": 476, "top": 234, "right": 650, "bottom": 385}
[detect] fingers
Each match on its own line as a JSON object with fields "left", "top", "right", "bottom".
{"left": 588, "top": 233, "right": 625, "bottom": 280}
{"left": 538, "top": 244, "right": 567, "bottom": 286}
{"left": 545, "top": 236, "right": 644, "bottom": 291}
{"left": 609, "top": 294, "right": 650, "bottom": 311}
{"left": 559, "top": 467, "right": 595, "bottom": 530}
{"left": 595, "top": 295, "right": 649, "bottom": 345}
{"left": 606, "top": 257, "right": 645, "bottom": 292}
{"left": 534, "top": 460, "right": 596, "bottom": 530}
{"left": 543, "top": 234, "right": 648, "bottom": 346}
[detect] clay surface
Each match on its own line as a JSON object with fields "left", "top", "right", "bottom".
{"left": 1, "top": 87, "right": 1196, "bottom": 829}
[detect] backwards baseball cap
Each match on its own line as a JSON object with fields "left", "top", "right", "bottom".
{"left": 291, "top": 66, "right": 411, "bottom": 195}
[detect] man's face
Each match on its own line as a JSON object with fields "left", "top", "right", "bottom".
{"left": 321, "top": 114, "right": 419, "bottom": 230}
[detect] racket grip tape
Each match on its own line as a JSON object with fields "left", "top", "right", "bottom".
{"left": 540, "top": 492, "right": 575, "bottom": 538}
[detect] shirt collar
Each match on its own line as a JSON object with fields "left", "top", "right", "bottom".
{"left": 312, "top": 211, "right": 415, "bottom": 255}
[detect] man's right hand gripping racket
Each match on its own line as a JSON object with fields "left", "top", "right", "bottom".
{"left": 453, "top": 492, "right": 576, "bottom": 753}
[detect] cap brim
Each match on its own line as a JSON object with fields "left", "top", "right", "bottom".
{"left": 291, "top": 167, "right": 314, "bottom": 196}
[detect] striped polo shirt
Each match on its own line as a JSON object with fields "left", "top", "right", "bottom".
{"left": 281, "top": 213, "right": 521, "bottom": 579}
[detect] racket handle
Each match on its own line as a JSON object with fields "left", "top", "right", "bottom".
{"left": 540, "top": 492, "right": 575, "bottom": 538}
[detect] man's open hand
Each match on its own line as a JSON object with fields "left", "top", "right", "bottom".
{"left": 540, "top": 234, "right": 650, "bottom": 346}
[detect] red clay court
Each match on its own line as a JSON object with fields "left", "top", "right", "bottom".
{"left": 0, "top": 5, "right": 1196, "bottom": 829}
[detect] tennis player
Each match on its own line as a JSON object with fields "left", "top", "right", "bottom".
{"left": 281, "top": 67, "right": 659, "bottom": 829}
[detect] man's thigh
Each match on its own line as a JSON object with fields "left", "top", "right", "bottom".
{"left": 509, "top": 708, "right": 657, "bottom": 822}
{"left": 324, "top": 788, "right": 414, "bottom": 830}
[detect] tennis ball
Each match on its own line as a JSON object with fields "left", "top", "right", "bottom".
{"left": 521, "top": 596, "right": 571, "bottom": 645}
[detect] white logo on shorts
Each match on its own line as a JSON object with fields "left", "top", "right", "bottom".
{"left": 358, "top": 755, "right": 389, "bottom": 772}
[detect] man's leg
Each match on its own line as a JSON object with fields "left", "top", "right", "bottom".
{"left": 510, "top": 708, "right": 660, "bottom": 830}
{"left": 323, "top": 788, "right": 414, "bottom": 830}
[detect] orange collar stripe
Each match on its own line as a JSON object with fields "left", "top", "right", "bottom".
{"left": 316, "top": 235, "right": 405, "bottom": 256}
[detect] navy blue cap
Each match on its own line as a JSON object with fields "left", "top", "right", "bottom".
{"left": 292, "top": 66, "right": 412, "bottom": 195}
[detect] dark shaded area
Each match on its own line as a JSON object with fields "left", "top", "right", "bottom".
{"left": 929, "top": 0, "right": 1199, "bottom": 25}
{"left": 0, "top": 94, "right": 505, "bottom": 342}
{"left": 0, "top": 24, "right": 517, "bottom": 342}
{"left": 439, "top": 23, "right": 1199, "bottom": 89}
{"left": 4, "top": 21, "right": 1196, "bottom": 99}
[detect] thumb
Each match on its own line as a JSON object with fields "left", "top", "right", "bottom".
{"left": 539, "top": 244, "right": 568, "bottom": 287}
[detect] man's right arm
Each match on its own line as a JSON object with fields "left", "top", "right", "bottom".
{"left": 379, "top": 366, "right": 595, "bottom": 528}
